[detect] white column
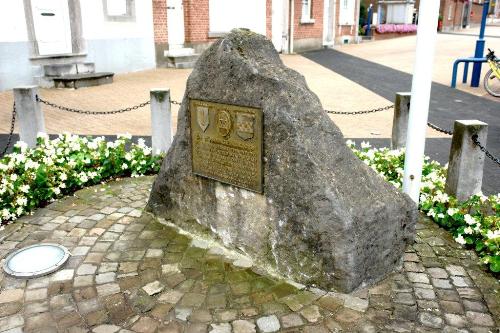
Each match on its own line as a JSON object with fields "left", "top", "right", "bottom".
{"left": 13, "top": 86, "right": 46, "bottom": 148}
{"left": 402, "top": 0, "right": 441, "bottom": 203}
{"left": 150, "top": 89, "right": 172, "bottom": 155}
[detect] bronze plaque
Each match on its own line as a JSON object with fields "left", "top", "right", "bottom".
{"left": 190, "top": 99, "right": 263, "bottom": 193}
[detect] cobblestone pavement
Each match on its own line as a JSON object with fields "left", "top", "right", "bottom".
{"left": 0, "top": 177, "right": 498, "bottom": 333}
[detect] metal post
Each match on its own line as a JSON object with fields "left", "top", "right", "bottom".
{"left": 471, "top": 0, "right": 489, "bottom": 87}
{"left": 445, "top": 120, "right": 488, "bottom": 201}
{"left": 402, "top": 0, "right": 440, "bottom": 203}
{"left": 13, "top": 86, "right": 45, "bottom": 148}
{"left": 150, "top": 89, "right": 172, "bottom": 155}
{"left": 366, "top": 4, "right": 373, "bottom": 36}
{"left": 391, "top": 92, "right": 411, "bottom": 150}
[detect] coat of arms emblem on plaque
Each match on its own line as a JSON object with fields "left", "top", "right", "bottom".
{"left": 196, "top": 106, "right": 209, "bottom": 132}
{"left": 235, "top": 112, "right": 255, "bottom": 140}
{"left": 216, "top": 110, "right": 232, "bottom": 137}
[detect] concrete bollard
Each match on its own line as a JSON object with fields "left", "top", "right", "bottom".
{"left": 13, "top": 86, "right": 46, "bottom": 148}
{"left": 150, "top": 89, "right": 172, "bottom": 155}
{"left": 391, "top": 92, "right": 411, "bottom": 150}
{"left": 445, "top": 120, "right": 488, "bottom": 201}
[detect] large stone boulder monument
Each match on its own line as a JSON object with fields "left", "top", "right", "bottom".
{"left": 147, "top": 29, "right": 417, "bottom": 292}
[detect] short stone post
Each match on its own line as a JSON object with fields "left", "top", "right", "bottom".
{"left": 13, "top": 86, "right": 46, "bottom": 148}
{"left": 391, "top": 92, "right": 411, "bottom": 150}
{"left": 150, "top": 89, "right": 172, "bottom": 155}
{"left": 445, "top": 120, "right": 488, "bottom": 201}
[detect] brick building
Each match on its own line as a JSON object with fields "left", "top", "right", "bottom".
{"left": 440, "top": 0, "right": 485, "bottom": 31}
{"left": 152, "top": 0, "right": 361, "bottom": 67}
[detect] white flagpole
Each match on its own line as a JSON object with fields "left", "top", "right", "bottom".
{"left": 402, "top": 0, "right": 441, "bottom": 203}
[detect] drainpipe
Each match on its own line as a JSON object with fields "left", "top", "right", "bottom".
{"left": 289, "top": 0, "right": 294, "bottom": 53}
{"left": 332, "top": 0, "right": 337, "bottom": 46}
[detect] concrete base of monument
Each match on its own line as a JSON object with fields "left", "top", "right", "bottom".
{"left": 147, "top": 29, "right": 417, "bottom": 293}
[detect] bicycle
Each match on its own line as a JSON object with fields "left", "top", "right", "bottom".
{"left": 484, "top": 48, "right": 500, "bottom": 97}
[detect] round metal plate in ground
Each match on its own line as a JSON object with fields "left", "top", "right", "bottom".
{"left": 2, "top": 243, "right": 71, "bottom": 278}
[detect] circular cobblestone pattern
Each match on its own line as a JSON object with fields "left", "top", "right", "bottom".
{"left": 0, "top": 177, "right": 498, "bottom": 332}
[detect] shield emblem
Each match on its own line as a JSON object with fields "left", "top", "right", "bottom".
{"left": 196, "top": 106, "right": 209, "bottom": 132}
{"left": 235, "top": 113, "right": 255, "bottom": 140}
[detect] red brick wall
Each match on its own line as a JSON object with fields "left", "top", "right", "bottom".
{"left": 294, "top": 0, "right": 324, "bottom": 39}
{"left": 184, "top": 0, "right": 210, "bottom": 43}
{"left": 153, "top": 0, "right": 167, "bottom": 43}
{"left": 469, "top": 2, "right": 483, "bottom": 24}
{"left": 266, "top": 0, "right": 272, "bottom": 39}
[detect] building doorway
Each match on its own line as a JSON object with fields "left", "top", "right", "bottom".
{"left": 31, "top": 0, "right": 72, "bottom": 55}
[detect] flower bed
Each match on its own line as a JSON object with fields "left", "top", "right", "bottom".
{"left": 1, "top": 135, "right": 498, "bottom": 273}
{"left": 348, "top": 140, "right": 500, "bottom": 273}
{"left": 375, "top": 24, "right": 417, "bottom": 34}
{"left": 0, "top": 133, "right": 162, "bottom": 226}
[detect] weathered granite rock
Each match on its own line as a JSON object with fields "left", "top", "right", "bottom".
{"left": 147, "top": 29, "right": 417, "bottom": 292}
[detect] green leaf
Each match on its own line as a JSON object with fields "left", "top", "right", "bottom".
{"left": 489, "top": 256, "right": 500, "bottom": 273}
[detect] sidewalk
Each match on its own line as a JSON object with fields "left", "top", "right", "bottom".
{"left": 0, "top": 56, "right": 445, "bottom": 139}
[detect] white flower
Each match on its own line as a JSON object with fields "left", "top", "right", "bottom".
{"left": 464, "top": 227, "right": 473, "bottom": 234}
{"left": 78, "top": 173, "right": 88, "bottom": 183}
{"left": 16, "top": 197, "right": 27, "bottom": 206}
{"left": 361, "top": 141, "right": 371, "bottom": 149}
{"left": 447, "top": 208, "right": 459, "bottom": 216}
{"left": 1, "top": 208, "right": 10, "bottom": 219}
{"left": 60, "top": 173, "right": 67, "bottom": 181}
{"left": 118, "top": 133, "right": 132, "bottom": 140}
{"left": 486, "top": 230, "right": 500, "bottom": 240}
{"left": 427, "top": 209, "right": 436, "bottom": 218}
{"left": 464, "top": 214, "right": 477, "bottom": 225}
{"left": 20, "top": 184, "right": 30, "bottom": 193}
{"left": 345, "top": 139, "right": 355, "bottom": 147}
{"left": 25, "top": 160, "right": 40, "bottom": 170}
{"left": 137, "top": 138, "right": 146, "bottom": 148}
{"left": 53, "top": 187, "right": 61, "bottom": 195}
{"left": 437, "top": 213, "right": 445, "bottom": 219}
{"left": 125, "top": 153, "right": 132, "bottom": 161}
{"left": 14, "top": 141, "right": 28, "bottom": 152}
{"left": 68, "top": 160, "right": 77, "bottom": 168}
{"left": 10, "top": 174, "right": 18, "bottom": 182}
{"left": 454, "top": 235, "right": 466, "bottom": 245}
{"left": 122, "top": 163, "right": 128, "bottom": 170}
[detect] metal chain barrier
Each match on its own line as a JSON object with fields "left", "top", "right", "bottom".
{"left": 472, "top": 134, "right": 500, "bottom": 166}
{"left": 325, "top": 104, "right": 394, "bottom": 115}
{"left": 0, "top": 103, "right": 17, "bottom": 158}
{"left": 427, "top": 122, "right": 453, "bottom": 135}
{"left": 37, "top": 96, "right": 150, "bottom": 115}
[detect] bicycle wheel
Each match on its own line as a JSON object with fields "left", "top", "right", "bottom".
{"left": 484, "top": 69, "right": 500, "bottom": 97}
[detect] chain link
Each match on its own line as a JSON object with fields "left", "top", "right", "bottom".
{"left": 427, "top": 122, "right": 453, "bottom": 135}
{"left": 0, "top": 103, "right": 17, "bottom": 158}
{"left": 325, "top": 104, "right": 394, "bottom": 115}
{"left": 472, "top": 134, "right": 500, "bottom": 166}
{"left": 37, "top": 96, "right": 150, "bottom": 115}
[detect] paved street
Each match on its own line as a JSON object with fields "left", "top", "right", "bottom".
{"left": 0, "top": 177, "right": 498, "bottom": 332}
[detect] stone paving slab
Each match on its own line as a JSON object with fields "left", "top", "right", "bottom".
{"left": 0, "top": 176, "right": 498, "bottom": 332}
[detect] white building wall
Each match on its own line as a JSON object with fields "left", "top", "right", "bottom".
{"left": 0, "top": 0, "right": 33, "bottom": 91}
{"left": 209, "top": 0, "right": 266, "bottom": 35}
{"left": 81, "top": 0, "right": 155, "bottom": 74}
{"left": 0, "top": 0, "right": 155, "bottom": 91}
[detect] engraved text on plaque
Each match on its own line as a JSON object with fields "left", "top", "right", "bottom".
{"left": 190, "top": 99, "right": 263, "bottom": 193}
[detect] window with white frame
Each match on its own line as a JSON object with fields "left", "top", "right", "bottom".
{"left": 339, "top": 0, "right": 355, "bottom": 25}
{"left": 103, "top": 0, "right": 135, "bottom": 22}
{"left": 301, "top": 0, "right": 314, "bottom": 23}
